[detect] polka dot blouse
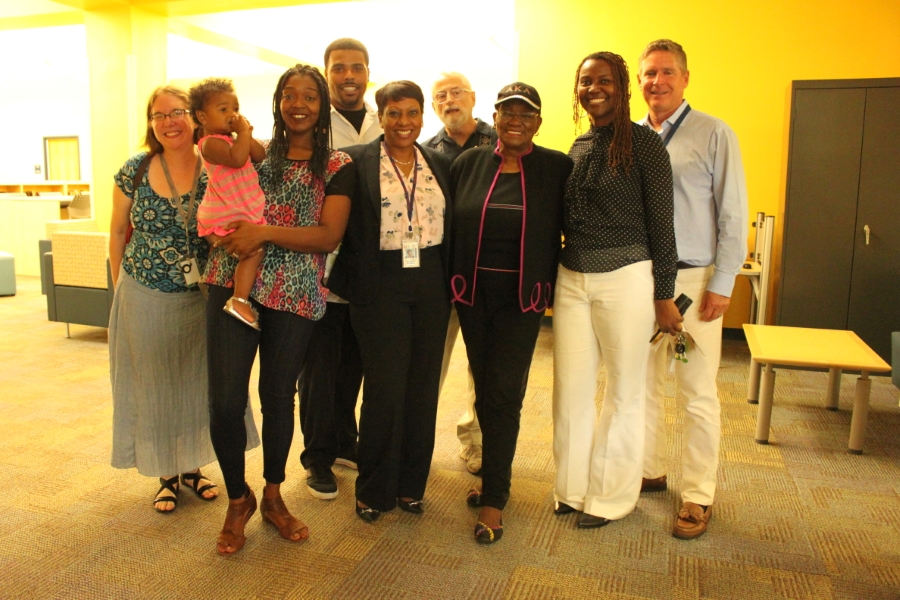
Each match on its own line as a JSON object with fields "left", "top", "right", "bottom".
{"left": 561, "top": 122, "right": 677, "bottom": 300}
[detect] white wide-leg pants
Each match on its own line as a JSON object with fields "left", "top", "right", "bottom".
{"left": 552, "top": 262, "right": 655, "bottom": 520}
{"left": 643, "top": 266, "right": 722, "bottom": 506}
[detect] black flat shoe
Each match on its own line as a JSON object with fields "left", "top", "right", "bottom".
{"left": 355, "top": 503, "right": 380, "bottom": 523}
{"left": 474, "top": 519, "right": 504, "bottom": 544}
{"left": 398, "top": 498, "right": 424, "bottom": 514}
{"left": 466, "top": 488, "right": 482, "bottom": 508}
{"left": 577, "top": 513, "right": 611, "bottom": 529}
{"left": 554, "top": 501, "right": 577, "bottom": 515}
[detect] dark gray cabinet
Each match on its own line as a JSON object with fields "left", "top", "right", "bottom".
{"left": 779, "top": 78, "right": 900, "bottom": 363}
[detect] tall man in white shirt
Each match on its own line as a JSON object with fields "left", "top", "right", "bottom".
{"left": 637, "top": 39, "right": 748, "bottom": 539}
{"left": 298, "top": 38, "right": 382, "bottom": 501}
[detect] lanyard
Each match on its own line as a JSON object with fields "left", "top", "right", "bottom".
{"left": 383, "top": 142, "right": 418, "bottom": 234}
{"left": 662, "top": 104, "right": 692, "bottom": 147}
{"left": 159, "top": 153, "right": 203, "bottom": 258}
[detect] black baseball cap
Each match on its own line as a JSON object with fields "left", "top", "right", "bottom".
{"left": 495, "top": 82, "right": 541, "bottom": 110}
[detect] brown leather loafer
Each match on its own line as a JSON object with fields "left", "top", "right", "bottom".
{"left": 641, "top": 475, "right": 667, "bottom": 492}
{"left": 673, "top": 502, "right": 711, "bottom": 539}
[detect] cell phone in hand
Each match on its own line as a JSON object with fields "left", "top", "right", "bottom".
{"left": 649, "top": 293, "right": 693, "bottom": 343}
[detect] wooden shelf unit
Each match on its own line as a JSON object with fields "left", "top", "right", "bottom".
{"left": 0, "top": 181, "right": 90, "bottom": 196}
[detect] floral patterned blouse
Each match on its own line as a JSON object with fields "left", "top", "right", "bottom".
{"left": 114, "top": 152, "right": 209, "bottom": 293}
{"left": 378, "top": 145, "right": 445, "bottom": 250}
{"left": 203, "top": 149, "right": 354, "bottom": 320}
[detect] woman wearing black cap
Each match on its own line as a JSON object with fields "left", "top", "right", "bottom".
{"left": 450, "top": 82, "right": 573, "bottom": 544}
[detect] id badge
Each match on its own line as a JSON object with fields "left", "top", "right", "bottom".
{"left": 179, "top": 257, "right": 201, "bottom": 285}
{"left": 401, "top": 234, "right": 420, "bottom": 268}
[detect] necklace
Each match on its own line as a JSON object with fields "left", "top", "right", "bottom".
{"left": 392, "top": 158, "right": 414, "bottom": 166}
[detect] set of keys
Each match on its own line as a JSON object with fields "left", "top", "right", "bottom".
{"left": 673, "top": 332, "right": 689, "bottom": 364}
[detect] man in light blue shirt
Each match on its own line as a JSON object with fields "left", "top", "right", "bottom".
{"left": 637, "top": 39, "right": 748, "bottom": 540}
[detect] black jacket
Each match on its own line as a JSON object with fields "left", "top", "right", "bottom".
{"left": 328, "top": 137, "right": 453, "bottom": 305}
{"left": 449, "top": 144, "right": 573, "bottom": 311}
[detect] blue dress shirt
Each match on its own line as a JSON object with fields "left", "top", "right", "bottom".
{"left": 639, "top": 100, "right": 748, "bottom": 297}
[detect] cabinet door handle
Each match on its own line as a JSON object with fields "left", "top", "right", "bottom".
{"left": 864, "top": 224, "right": 870, "bottom": 245}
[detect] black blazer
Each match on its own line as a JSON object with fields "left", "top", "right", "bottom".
{"left": 328, "top": 136, "right": 454, "bottom": 306}
{"left": 450, "top": 144, "right": 573, "bottom": 311}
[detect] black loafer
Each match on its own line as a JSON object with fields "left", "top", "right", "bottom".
{"left": 577, "top": 513, "right": 611, "bottom": 529}
{"left": 398, "top": 498, "right": 424, "bottom": 514}
{"left": 554, "top": 501, "right": 577, "bottom": 515}
{"left": 355, "top": 503, "right": 380, "bottom": 523}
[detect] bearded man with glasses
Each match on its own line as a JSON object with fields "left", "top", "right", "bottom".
{"left": 426, "top": 72, "right": 498, "bottom": 478}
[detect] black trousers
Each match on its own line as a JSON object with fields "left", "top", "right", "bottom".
{"left": 206, "top": 284, "right": 315, "bottom": 499}
{"left": 351, "top": 247, "right": 450, "bottom": 512}
{"left": 298, "top": 301, "right": 363, "bottom": 469}
{"left": 456, "top": 270, "right": 544, "bottom": 510}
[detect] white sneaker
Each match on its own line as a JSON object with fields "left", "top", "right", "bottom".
{"left": 459, "top": 444, "right": 483, "bottom": 475}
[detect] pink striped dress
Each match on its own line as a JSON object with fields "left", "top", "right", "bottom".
{"left": 196, "top": 134, "right": 266, "bottom": 236}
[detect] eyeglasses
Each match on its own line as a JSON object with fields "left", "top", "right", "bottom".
{"left": 149, "top": 109, "right": 189, "bottom": 122}
{"left": 433, "top": 87, "right": 471, "bottom": 104}
{"left": 497, "top": 110, "right": 539, "bottom": 124}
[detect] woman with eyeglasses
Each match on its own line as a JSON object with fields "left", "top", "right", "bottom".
{"left": 328, "top": 81, "right": 453, "bottom": 524}
{"left": 449, "top": 82, "right": 573, "bottom": 543}
{"left": 109, "top": 86, "right": 260, "bottom": 515}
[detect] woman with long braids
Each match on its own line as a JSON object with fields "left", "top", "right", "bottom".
{"left": 551, "top": 52, "right": 681, "bottom": 528}
{"left": 204, "top": 64, "right": 355, "bottom": 555}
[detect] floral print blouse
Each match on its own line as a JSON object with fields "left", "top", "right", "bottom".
{"left": 378, "top": 145, "right": 445, "bottom": 250}
{"left": 114, "top": 152, "right": 209, "bottom": 293}
{"left": 203, "top": 149, "right": 353, "bottom": 320}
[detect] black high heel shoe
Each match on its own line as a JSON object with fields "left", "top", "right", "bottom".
{"left": 355, "top": 502, "right": 380, "bottom": 523}
{"left": 397, "top": 498, "right": 424, "bottom": 514}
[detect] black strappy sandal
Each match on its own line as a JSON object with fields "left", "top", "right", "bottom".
{"left": 474, "top": 519, "right": 504, "bottom": 544}
{"left": 153, "top": 476, "right": 179, "bottom": 513}
{"left": 181, "top": 471, "right": 218, "bottom": 501}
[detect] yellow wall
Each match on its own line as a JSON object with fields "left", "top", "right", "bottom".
{"left": 85, "top": 6, "right": 167, "bottom": 232}
{"left": 516, "top": 0, "right": 900, "bottom": 326}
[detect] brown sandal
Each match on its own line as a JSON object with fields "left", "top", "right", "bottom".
{"left": 216, "top": 486, "right": 257, "bottom": 555}
{"left": 261, "top": 495, "right": 309, "bottom": 542}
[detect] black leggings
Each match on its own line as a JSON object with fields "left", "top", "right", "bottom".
{"left": 206, "top": 284, "right": 315, "bottom": 499}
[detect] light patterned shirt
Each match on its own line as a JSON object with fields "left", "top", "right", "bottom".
{"left": 378, "top": 145, "right": 445, "bottom": 250}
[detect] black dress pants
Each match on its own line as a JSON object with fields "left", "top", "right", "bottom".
{"left": 351, "top": 247, "right": 450, "bottom": 512}
{"left": 456, "top": 270, "right": 544, "bottom": 510}
{"left": 298, "top": 301, "right": 363, "bottom": 469}
{"left": 207, "top": 284, "right": 315, "bottom": 499}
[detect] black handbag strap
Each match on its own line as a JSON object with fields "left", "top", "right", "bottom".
{"left": 134, "top": 152, "right": 154, "bottom": 187}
